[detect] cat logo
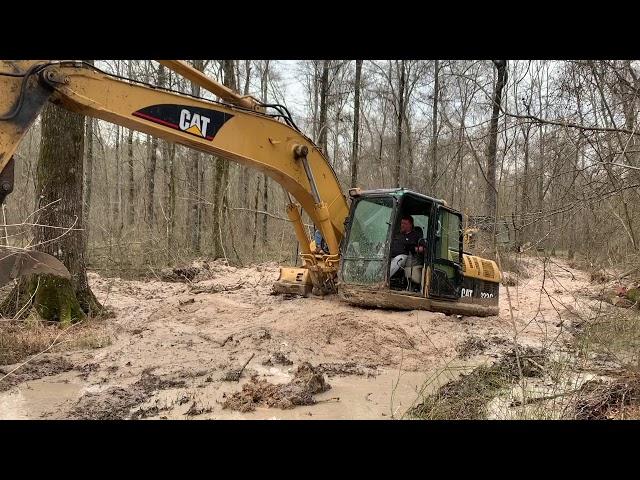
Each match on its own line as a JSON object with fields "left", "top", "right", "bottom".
{"left": 132, "top": 104, "right": 232, "bottom": 141}
{"left": 179, "top": 109, "right": 211, "bottom": 138}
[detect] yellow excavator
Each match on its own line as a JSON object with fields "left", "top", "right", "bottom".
{"left": 0, "top": 60, "right": 501, "bottom": 316}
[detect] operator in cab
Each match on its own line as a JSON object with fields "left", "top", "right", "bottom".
{"left": 389, "top": 215, "right": 425, "bottom": 277}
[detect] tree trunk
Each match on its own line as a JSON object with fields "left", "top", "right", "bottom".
{"left": 240, "top": 60, "right": 252, "bottom": 209}
{"left": 377, "top": 98, "right": 389, "bottom": 187}
{"left": 113, "top": 125, "right": 121, "bottom": 229}
{"left": 146, "top": 136, "right": 158, "bottom": 225}
{"left": 211, "top": 60, "right": 236, "bottom": 259}
{"left": 262, "top": 173, "right": 268, "bottom": 244}
{"left": 520, "top": 126, "right": 530, "bottom": 248}
{"left": 318, "top": 60, "right": 330, "bottom": 157}
{"left": 394, "top": 60, "right": 406, "bottom": 188}
{"left": 168, "top": 144, "right": 177, "bottom": 253}
{"left": 82, "top": 58, "right": 95, "bottom": 243}
{"left": 312, "top": 61, "right": 320, "bottom": 142}
{"left": 127, "top": 127, "right": 135, "bottom": 226}
{"left": 351, "top": 59, "right": 362, "bottom": 188}
{"left": 431, "top": 59, "right": 439, "bottom": 192}
{"left": 252, "top": 177, "right": 260, "bottom": 252}
{"left": 258, "top": 61, "right": 270, "bottom": 247}
{"left": 2, "top": 103, "right": 102, "bottom": 323}
{"left": 405, "top": 113, "right": 414, "bottom": 188}
{"left": 567, "top": 139, "right": 578, "bottom": 260}
{"left": 145, "top": 64, "right": 165, "bottom": 226}
{"left": 187, "top": 60, "right": 204, "bottom": 253}
{"left": 484, "top": 60, "right": 507, "bottom": 220}
{"left": 126, "top": 61, "right": 135, "bottom": 227}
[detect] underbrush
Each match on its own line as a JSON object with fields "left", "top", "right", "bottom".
{"left": 0, "top": 311, "right": 111, "bottom": 366}
{"left": 410, "top": 306, "right": 640, "bottom": 420}
{"left": 409, "top": 347, "right": 552, "bottom": 420}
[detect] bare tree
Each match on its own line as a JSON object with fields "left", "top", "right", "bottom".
{"left": 127, "top": 60, "right": 136, "bottom": 227}
{"left": 430, "top": 59, "right": 440, "bottom": 193}
{"left": 485, "top": 60, "right": 508, "bottom": 220}
{"left": 187, "top": 60, "right": 206, "bottom": 253}
{"left": 318, "top": 60, "right": 330, "bottom": 158}
{"left": 351, "top": 60, "right": 363, "bottom": 188}
{"left": 2, "top": 103, "right": 102, "bottom": 321}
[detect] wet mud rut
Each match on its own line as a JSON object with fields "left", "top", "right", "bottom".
{"left": 0, "top": 258, "right": 592, "bottom": 419}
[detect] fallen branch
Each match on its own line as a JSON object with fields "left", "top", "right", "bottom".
{"left": 222, "top": 353, "right": 255, "bottom": 382}
{"left": 315, "top": 396, "right": 341, "bottom": 404}
{"left": 190, "top": 282, "right": 245, "bottom": 295}
{"left": 510, "top": 389, "right": 579, "bottom": 407}
{"left": 619, "top": 267, "right": 639, "bottom": 280}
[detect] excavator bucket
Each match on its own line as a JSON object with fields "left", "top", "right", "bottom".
{"left": 0, "top": 158, "right": 71, "bottom": 286}
{"left": 0, "top": 248, "right": 72, "bottom": 287}
{"left": 272, "top": 267, "right": 313, "bottom": 297}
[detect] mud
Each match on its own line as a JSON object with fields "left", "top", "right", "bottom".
{"left": 222, "top": 353, "right": 255, "bottom": 382}
{"left": 68, "top": 369, "right": 187, "bottom": 420}
{"left": 0, "top": 256, "right": 605, "bottom": 419}
{"left": 571, "top": 374, "right": 640, "bottom": 420}
{"left": 411, "top": 346, "right": 550, "bottom": 419}
{"left": 0, "top": 356, "right": 74, "bottom": 392}
{"left": 316, "top": 362, "right": 378, "bottom": 377}
{"left": 262, "top": 352, "right": 294, "bottom": 366}
{"left": 69, "top": 386, "right": 147, "bottom": 420}
{"left": 185, "top": 400, "right": 213, "bottom": 416}
{"left": 160, "top": 267, "right": 200, "bottom": 283}
{"left": 222, "top": 363, "right": 331, "bottom": 412}
{"left": 456, "top": 336, "right": 489, "bottom": 359}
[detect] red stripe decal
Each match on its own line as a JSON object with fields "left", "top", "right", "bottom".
{"left": 133, "top": 110, "right": 215, "bottom": 140}
{"left": 132, "top": 111, "right": 179, "bottom": 129}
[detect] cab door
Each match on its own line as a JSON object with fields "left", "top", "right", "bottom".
{"left": 429, "top": 207, "right": 463, "bottom": 300}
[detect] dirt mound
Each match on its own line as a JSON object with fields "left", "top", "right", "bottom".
{"left": 222, "top": 363, "right": 331, "bottom": 412}
{"left": 0, "top": 356, "right": 74, "bottom": 392}
{"left": 160, "top": 266, "right": 200, "bottom": 283}
{"left": 69, "top": 369, "right": 187, "bottom": 419}
{"left": 286, "top": 311, "right": 422, "bottom": 368}
{"left": 159, "top": 259, "right": 252, "bottom": 284}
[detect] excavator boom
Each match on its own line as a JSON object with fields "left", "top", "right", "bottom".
{"left": 0, "top": 60, "right": 349, "bottom": 292}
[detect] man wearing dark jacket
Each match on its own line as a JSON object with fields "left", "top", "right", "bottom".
{"left": 389, "top": 215, "right": 425, "bottom": 277}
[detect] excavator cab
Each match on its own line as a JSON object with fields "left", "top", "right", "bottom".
{"left": 338, "top": 188, "right": 501, "bottom": 316}
{"left": 339, "top": 188, "right": 439, "bottom": 292}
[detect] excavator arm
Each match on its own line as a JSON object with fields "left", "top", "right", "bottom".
{"left": 0, "top": 60, "right": 349, "bottom": 292}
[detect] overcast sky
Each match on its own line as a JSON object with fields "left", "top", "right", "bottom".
{"left": 272, "top": 60, "right": 307, "bottom": 120}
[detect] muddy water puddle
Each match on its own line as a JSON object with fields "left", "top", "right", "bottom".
{"left": 151, "top": 364, "right": 469, "bottom": 420}
{"left": 0, "top": 361, "right": 476, "bottom": 420}
{"left": 0, "top": 372, "right": 86, "bottom": 419}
